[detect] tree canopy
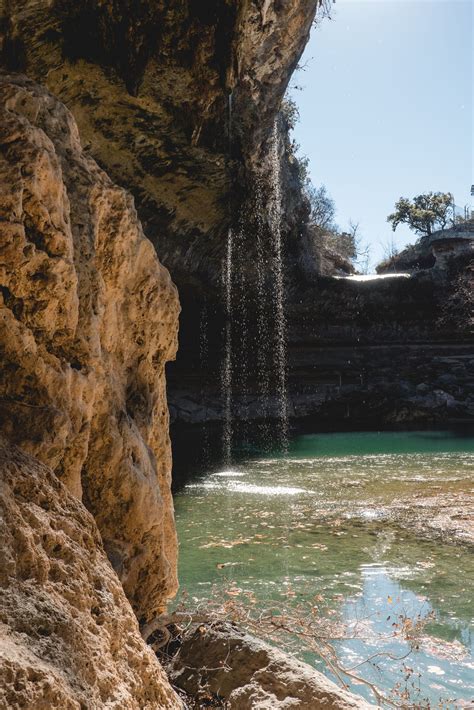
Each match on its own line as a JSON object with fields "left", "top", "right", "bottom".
{"left": 387, "top": 192, "right": 453, "bottom": 237}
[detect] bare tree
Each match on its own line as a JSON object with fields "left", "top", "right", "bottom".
{"left": 380, "top": 233, "right": 398, "bottom": 261}
{"left": 307, "top": 184, "right": 337, "bottom": 232}
{"left": 314, "top": 0, "right": 335, "bottom": 25}
{"left": 349, "top": 221, "right": 372, "bottom": 274}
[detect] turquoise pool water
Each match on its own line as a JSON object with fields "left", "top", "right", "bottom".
{"left": 174, "top": 430, "right": 474, "bottom": 707}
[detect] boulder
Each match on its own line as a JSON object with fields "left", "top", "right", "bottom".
{"left": 167, "top": 622, "right": 375, "bottom": 709}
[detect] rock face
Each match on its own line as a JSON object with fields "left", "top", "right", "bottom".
{"left": 0, "top": 438, "right": 181, "bottom": 709}
{"left": 166, "top": 622, "right": 375, "bottom": 709}
{"left": 0, "top": 0, "right": 318, "bottom": 288}
{"left": 0, "top": 1, "right": 334, "bottom": 439}
{"left": 0, "top": 74, "right": 179, "bottom": 623}
{"left": 8, "top": 1, "right": 469, "bottom": 440}
{"left": 283, "top": 269, "right": 474, "bottom": 427}
{"left": 168, "top": 266, "right": 474, "bottom": 429}
{"left": 377, "top": 221, "right": 474, "bottom": 275}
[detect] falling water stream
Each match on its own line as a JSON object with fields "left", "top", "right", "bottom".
{"left": 199, "top": 305, "right": 210, "bottom": 465}
{"left": 269, "top": 120, "right": 289, "bottom": 449}
{"left": 222, "top": 108, "right": 289, "bottom": 461}
{"left": 222, "top": 225, "right": 233, "bottom": 464}
{"left": 254, "top": 182, "right": 271, "bottom": 437}
{"left": 221, "top": 91, "right": 234, "bottom": 464}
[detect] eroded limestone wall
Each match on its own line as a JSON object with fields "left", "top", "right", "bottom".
{"left": 0, "top": 438, "right": 181, "bottom": 709}
{"left": 0, "top": 74, "right": 179, "bottom": 623}
{"left": 0, "top": 0, "right": 318, "bottom": 289}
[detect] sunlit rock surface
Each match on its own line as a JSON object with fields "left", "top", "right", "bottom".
{"left": 0, "top": 75, "right": 179, "bottom": 622}
{"left": 0, "top": 0, "right": 327, "bottom": 433}
{"left": 0, "top": 0, "right": 317, "bottom": 288}
{"left": 0, "top": 438, "right": 182, "bottom": 709}
{"left": 167, "top": 622, "right": 375, "bottom": 709}
{"left": 377, "top": 221, "right": 474, "bottom": 275}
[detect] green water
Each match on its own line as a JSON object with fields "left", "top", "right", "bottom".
{"left": 174, "top": 430, "right": 474, "bottom": 707}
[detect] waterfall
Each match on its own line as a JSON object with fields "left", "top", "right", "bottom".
{"left": 233, "top": 225, "right": 250, "bottom": 426}
{"left": 269, "top": 120, "right": 289, "bottom": 449}
{"left": 221, "top": 91, "right": 234, "bottom": 464}
{"left": 220, "top": 101, "right": 289, "bottom": 461}
{"left": 254, "top": 181, "right": 271, "bottom": 442}
{"left": 222, "top": 226, "right": 233, "bottom": 464}
{"left": 199, "top": 304, "right": 210, "bottom": 464}
{"left": 228, "top": 92, "right": 233, "bottom": 151}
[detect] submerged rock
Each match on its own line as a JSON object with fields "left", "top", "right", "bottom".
{"left": 380, "top": 491, "right": 474, "bottom": 547}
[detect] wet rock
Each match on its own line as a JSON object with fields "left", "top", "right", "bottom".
{"left": 437, "top": 373, "right": 458, "bottom": 387}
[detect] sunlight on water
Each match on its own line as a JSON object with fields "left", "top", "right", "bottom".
{"left": 334, "top": 273, "right": 411, "bottom": 281}
{"left": 188, "top": 481, "right": 309, "bottom": 496}
{"left": 212, "top": 470, "right": 245, "bottom": 477}
{"left": 175, "top": 430, "right": 474, "bottom": 707}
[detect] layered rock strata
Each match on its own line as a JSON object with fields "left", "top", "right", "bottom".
{"left": 377, "top": 221, "right": 474, "bottom": 275}
{"left": 169, "top": 269, "right": 474, "bottom": 429}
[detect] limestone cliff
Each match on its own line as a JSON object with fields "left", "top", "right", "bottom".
{"left": 0, "top": 438, "right": 181, "bottom": 709}
{"left": 0, "top": 4, "right": 327, "bottom": 703}
{"left": 0, "top": 0, "right": 317, "bottom": 289}
{"left": 0, "top": 0, "right": 325, "bottom": 437}
{"left": 0, "top": 75, "right": 179, "bottom": 624}
{"left": 0, "top": 5, "right": 399, "bottom": 708}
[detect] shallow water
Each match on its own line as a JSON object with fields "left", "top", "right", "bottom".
{"left": 174, "top": 430, "right": 474, "bottom": 707}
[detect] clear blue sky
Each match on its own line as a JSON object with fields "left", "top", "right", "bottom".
{"left": 290, "top": 0, "right": 473, "bottom": 269}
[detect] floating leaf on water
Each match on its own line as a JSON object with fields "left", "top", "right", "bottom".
{"left": 216, "top": 562, "right": 243, "bottom": 569}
